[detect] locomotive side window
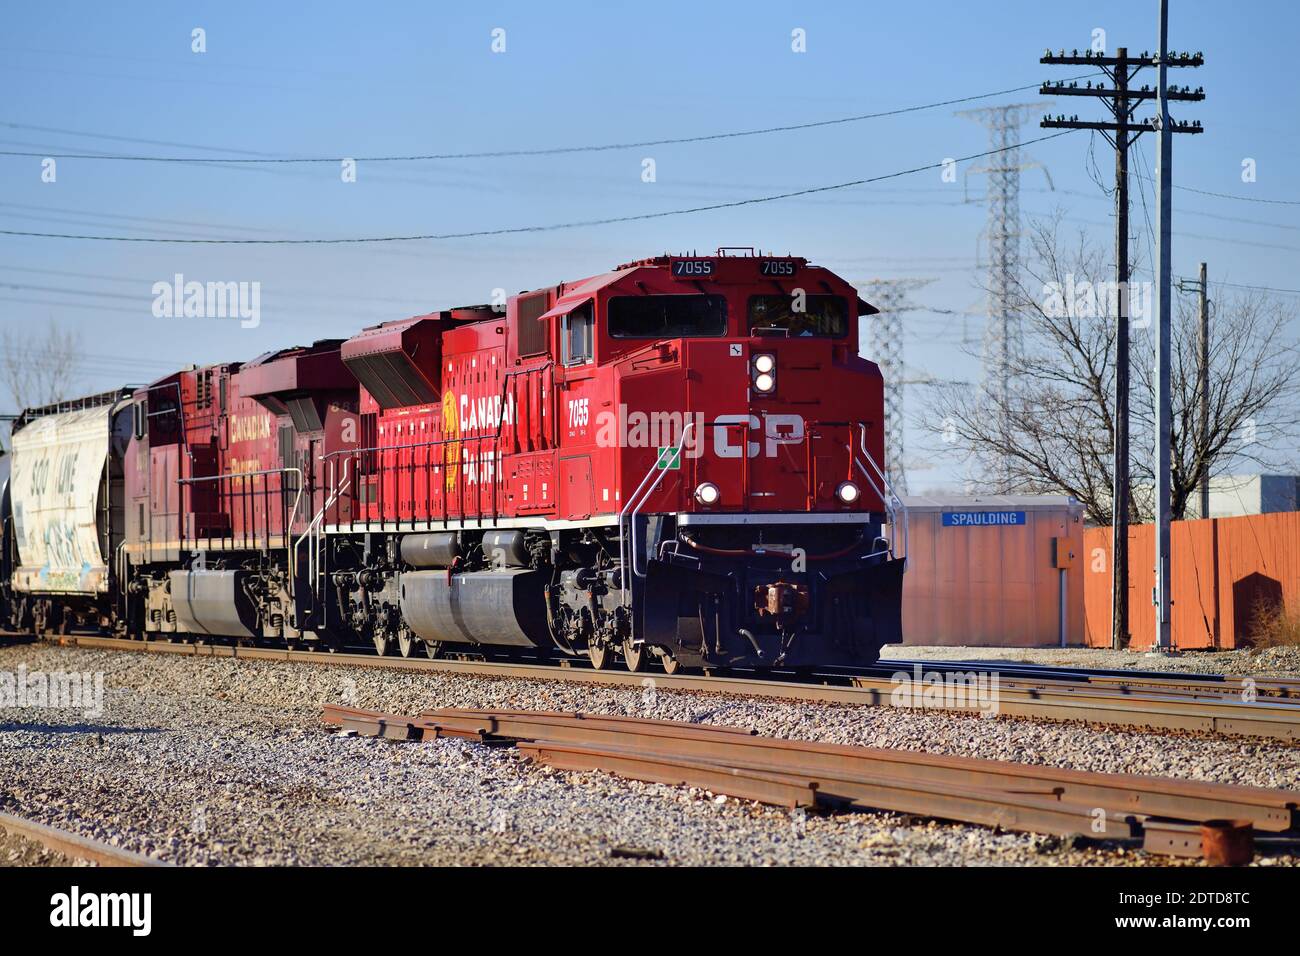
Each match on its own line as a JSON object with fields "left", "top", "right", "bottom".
{"left": 562, "top": 301, "right": 594, "bottom": 366}
{"left": 608, "top": 294, "right": 727, "bottom": 338}
{"left": 149, "top": 396, "right": 180, "bottom": 442}
{"left": 748, "top": 294, "right": 848, "bottom": 337}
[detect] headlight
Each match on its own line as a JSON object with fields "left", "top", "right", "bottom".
{"left": 751, "top": 353, "right": 776, "bottom": 394}
{"left": 835, "top": 481, "right": 860, "bottom": 504}
{"left": 694, "top": 481, "right": 720, "bottom": 505}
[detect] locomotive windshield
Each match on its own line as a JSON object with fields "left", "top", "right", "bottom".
{"left": 608, "top": 294, "right": 727, "bottom": 338}
{"left": 748, "top": 294, "right": 848, "bottom": 337}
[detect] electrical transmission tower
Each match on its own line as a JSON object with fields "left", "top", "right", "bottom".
{"left": 858, "top": 278, "right": 934, "bottom": 495}
{"left": 958, "top": 103, "right": 1052, "bottom": 480}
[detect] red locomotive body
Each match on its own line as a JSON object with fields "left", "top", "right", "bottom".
{"left": 117, "top": 342, "right": 357, "bottom": 641}
{"left": 4, "top": 250, "right": 906, "bottom": 673}
{"left": 323, "top": 251, "right": 905, "bottom": 669}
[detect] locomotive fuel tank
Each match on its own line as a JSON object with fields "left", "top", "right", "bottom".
{"left": 169, "top": 569, "right": 261, "bottom": 638}
{"left": 399, "top": 568, "right": 550, "bottom": 647}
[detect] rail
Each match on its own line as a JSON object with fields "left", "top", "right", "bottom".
{"left": 857, "top": 423, "right": 907, "bottom": 561}
{"left": 50, "top": 634, "right": 1300, "bottom": 741}
{"left": 323, "top": 705, "right": 1299, "bottom": 864}
{"left": 0, "top": 810, "right": 170, "bottom": 867}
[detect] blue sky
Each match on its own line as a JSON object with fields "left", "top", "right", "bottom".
{"left": 2, "top": 1, "right": 1297, "bottom": 488}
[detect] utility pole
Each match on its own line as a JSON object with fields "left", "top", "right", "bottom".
{"left": 1154, "top": 0, "right": 1175, "bottom": 653}
{"left": 1040, "top": 36, "right": 1203, "bottom": 651}
{"left": 1177, "top": 262, "right": 1211, "bottom": 518}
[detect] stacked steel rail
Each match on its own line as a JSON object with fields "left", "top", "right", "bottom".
{"left": 322, "top": 705, "right": 1296, "bottom": 865}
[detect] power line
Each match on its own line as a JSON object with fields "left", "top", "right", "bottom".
{"left": 1136, "top": 175, "right": 1300, "bottom": 206}
{"left": 0, "top": 77, "right": 1098, "bottom": 165}
{"left": 1023, "top": 206, "right": 1300, "bottom": 255}
{"left": 1029, "top": 186, "right": 1300, "bottom": 234}
{"left": 1184, "top": 278, "right": 1300, "bottom": 297}
{"left": 0, "top": 264, "right": 451, "bottom": 308}
{"left": 0, "top": 131, "right": 1079, "bottom": 245}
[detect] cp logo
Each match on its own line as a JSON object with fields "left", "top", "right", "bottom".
{"left": 712, "top": 414, "right": 804, "bottom": 458}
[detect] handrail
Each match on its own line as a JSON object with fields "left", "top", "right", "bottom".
{"left": 178, "top": 466, "right": 305, "bottom": 594}
{"left": 322, "top": 361, "right": 554, "bottom": 528}
{"left": 320, "top": 362, "right": 556, "bottom": 464}
{"left": 857, "top": 423, "right": 907, "bottom": 561}
{"left": 294, "top": 457, "right": 353, "bottom": 587}
{"left": 619, "top": 419, "right": 696, "bottom": 603}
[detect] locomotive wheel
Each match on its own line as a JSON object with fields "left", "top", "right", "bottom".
{"left": 660, "top": 653, "right": 682, "bottom": 675}
{"left": 372, "top": 632, "right": 393, "bottom": 656}
{"left": 622, "top": 639, "right": 646, "bottom": 673}
{"left": 424, "top": 640, "right": 443, "bottom": 661}
{"left": 396, "top": 628, "right": 417, "bottom": 659}
{"left": 587, "top": 642, "right": 613, "bottom": 670}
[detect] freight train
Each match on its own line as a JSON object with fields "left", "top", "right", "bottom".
{"left": 0, "top": 251, "right": 907, "bottom": 673}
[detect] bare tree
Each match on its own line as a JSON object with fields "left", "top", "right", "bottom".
{"left": 927, "top": 217, "right": 1300, "bottom": 523}
{"left": 1, "top": 320, "right": 84, "bottom": 449}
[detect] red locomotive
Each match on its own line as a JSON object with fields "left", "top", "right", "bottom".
{"left": 1, "top": 250, "right": 906, "bottom": 673}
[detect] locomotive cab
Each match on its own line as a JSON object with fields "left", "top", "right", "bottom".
{"left": 538, "top": 251, "right": 905, "bottom": 669}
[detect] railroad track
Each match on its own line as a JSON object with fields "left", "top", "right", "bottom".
{"left": 27, "top": 633, "right": 1300, "bottom": 741}
{"left": 0, "top": 811, "right": 168, "bottom": 867}
{"left": 322, "top": 704, "right": 1300, "bottom": 865}
{"left": 881, "top": 657, "right": 1300, "bottom": 699}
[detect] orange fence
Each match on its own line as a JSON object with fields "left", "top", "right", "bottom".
{"left": 1082, "top": 511, "right": 1300, "bottom": 649}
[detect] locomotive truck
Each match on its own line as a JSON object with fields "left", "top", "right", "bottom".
{"left": 1, "top": 250, "right": 906, "bottom": 673}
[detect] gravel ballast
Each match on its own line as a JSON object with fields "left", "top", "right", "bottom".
{"left": 0, "top": 641, "right": 1297, "bottom": 867}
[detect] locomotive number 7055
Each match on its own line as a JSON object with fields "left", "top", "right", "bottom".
{"left": 567, "top": 397, "right": 590, "bottom": 429}
{"left": 671, "top": 259, "right": 715, "bottom": 277}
